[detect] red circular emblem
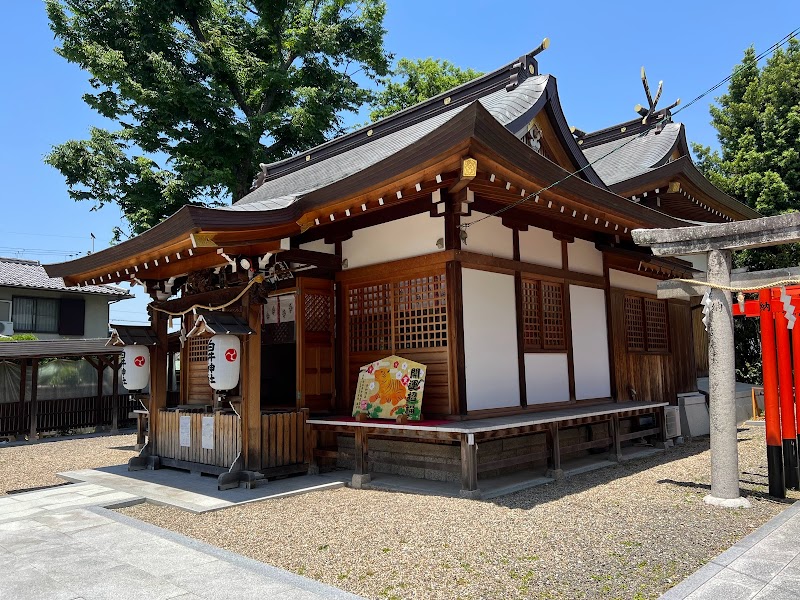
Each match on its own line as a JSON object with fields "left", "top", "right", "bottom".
{"left": 133, "top": 356, "right": 146, "bottom": 367}
{"left": 225, "top": 348, "right": 238, "bottom": 362}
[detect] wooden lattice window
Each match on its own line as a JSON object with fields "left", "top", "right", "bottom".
{"left": 522, "top": 278, "right": 565, "bottom": 351}
{"left": 305, "top": 293, "right": 333, "bottom": 333}
{"left": 188, "top": 336, "right": 209, "bottom": 362}
{"left": 521, "top": 280, "right": 542, "bottom": 349}
{"left": 624, "top": 295, "right": 669, "bottom": 353}
{"left": 644, "top": 298, "right": 669, "bottom": 352}
{"left": 348, "top": 283, "right": 392, "bottom": 352}
{"left": 348, "top": 272, "right": 447, "bottom": 353}
{"left": 624, "top": 296, "right": 645, "bottom": 352}
{"left": 394, "top": 274, "right": 447, "bottom": 350}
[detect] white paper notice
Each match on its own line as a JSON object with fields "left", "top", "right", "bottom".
{"left": 179, "top": 415, "right": 191, "bottom": 447}
{"left": 201, "top": 416, "right": 214, "bottom": 450}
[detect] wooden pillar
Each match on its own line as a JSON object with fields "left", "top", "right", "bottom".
{"left": 609, "top": 415, "right": 623, "bottom": 462}
{"left": 561, "top": 239, "right": 576, "bottom": 402}
{"left": 240, "top": 293, "right": 263, "bottom": 470}
{"left": 601, "top": 254, "right": 618, "bottom": 401}
{"left": 459, "top": 433, "right": 480, "bottom": 498}
{"left": 94, "top": 358, "right": 104, "bottom": 428}
{"left": 513, "top": 229, "right": 527, "bottom": 408}
{"left": 351, "top": 427, "right": 371, "bottom": 488}
{"left": 446, "top": 260, "right": 467, "bottom": 416}
{"left": 111, "top": 354, "right": 120, "bottom": 434}
{"left": 148, "top": 309, "right": 169, "bottom": 452}
{"left": 28, "top": 359, "right": 39, "bottom": 441}
{"left": 18, "top": 359, "right": 26, "bottom": 437}
{"left": 546, "top": 423, "right": 562, "bottom": 478}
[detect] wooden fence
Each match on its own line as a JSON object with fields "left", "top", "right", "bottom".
{"left": 261, "top": 409, "right": 309, "bottom": 473}
{"left": 0, "top": 395, "right": 136, "bottom": 437}
{"left": 153, "top": 410, "right": 241, "bottom": 469}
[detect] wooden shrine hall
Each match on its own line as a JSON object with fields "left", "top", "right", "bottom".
{"left": 45, "top": 44, "right": 760, "bottom": 496}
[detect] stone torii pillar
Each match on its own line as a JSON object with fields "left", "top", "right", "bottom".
{"left": 633, "top": 213, "right": 800, "bottom": 508}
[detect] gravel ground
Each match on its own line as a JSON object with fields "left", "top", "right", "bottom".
{"left": 1, "top": 427, "right": 794, "bottom": 599}
{"left": 111, "top": 424, "right": 799, "bottom": 600}
{"left": 0, "top": 432, "right": 137, "bottom": 495}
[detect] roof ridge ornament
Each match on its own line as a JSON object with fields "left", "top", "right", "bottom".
{"left": 506, "top": 38, "right": 550, "bottom": 91}
{"left": 635, "top": 67, "right": 680, "bottom": 126}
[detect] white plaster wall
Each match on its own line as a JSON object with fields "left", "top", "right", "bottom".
{"left": 569, "top": 285, "right": 611, "bottom": 400}
{"left": 677, "top": 254, "right": 708, "bottom": 273}
{"left": 299, "top": 239, "right": 335, "bottom": 255}
{"left": 524, "top": 354, "right": 570, "bottom": 404}
{"left": 462, "top": 268, "right": 520, "bottom": 410}
{"left": 518, "top": 226, "right": 561, "bottom": 268}
{"left": 462, "top": 212, "right": 514, "bottom": 260}
{"left": 341, "top": 212, "right": 444, "bottom": 270}
{"left": 609, "top": 269, "right": 659, "bottom": 295}
{"left": 568, "top": 238, "right": 604, "bottom": 276}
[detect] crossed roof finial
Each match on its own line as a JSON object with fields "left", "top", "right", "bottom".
{"left": 635, "top": 67, "right": 680, "bottom": 124}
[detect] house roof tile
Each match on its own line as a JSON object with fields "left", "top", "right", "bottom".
{"left": 0, "top": 257, "right": 130, "bottom": 296}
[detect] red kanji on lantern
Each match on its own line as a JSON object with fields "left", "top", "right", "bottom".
{"left": 134, "top": 356, "right": 146, "bottom": 367}
{"left": 225, "top": 348, "right": 237, "bottom": 362}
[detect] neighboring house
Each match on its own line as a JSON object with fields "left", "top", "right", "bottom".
{"left": 0, "top": 257, "right": 132, "bottom": 339}
{"left": 44, "top": 48, "right": 758, "bottom": 494}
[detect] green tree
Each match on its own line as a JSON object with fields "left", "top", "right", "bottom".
{"left": 45, "top": 0, "right": 391, "bottom": 236}
{"left": 692, "top": 39, "right": 800, "bottom": 382}
{"left": 368, "top": 57, "right": 482, "bottom": 122}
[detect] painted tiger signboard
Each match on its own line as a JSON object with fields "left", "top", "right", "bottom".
{"left": 352, "top": 355, "right": 427, "bottom": 420}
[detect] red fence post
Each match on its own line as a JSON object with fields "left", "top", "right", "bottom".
{"left": 760, "top": 289, "right": 785, "bottom": 497}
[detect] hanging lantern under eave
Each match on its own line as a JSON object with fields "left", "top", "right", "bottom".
{"left": 121, "top": 345, "right": 151, "bottom": 391}
{"left": 208, "top": 334, "right": 241, "bottom": 391}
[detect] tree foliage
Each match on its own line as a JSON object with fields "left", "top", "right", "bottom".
{"left": 692, "top": 39, "right": 800, "bottom": 382}
{"left": 368, "top": 57, "right": 482, "bottom": 122}
{"left": 45, "top": 0, "right": 391, "bottom": 236}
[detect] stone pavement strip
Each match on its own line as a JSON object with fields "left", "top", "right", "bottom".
{"left": 660, "top": 500, "right": 800, "bottom": 600}
{"left": 0, "top": 483, "right": 363, "bottom": 599}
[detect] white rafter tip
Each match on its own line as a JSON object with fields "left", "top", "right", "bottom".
{"left": 396, "top": 190, "right": 402, "bottom": 199}
{"left": 490, "top": 174, "right": 496, "bottom": 182}
{"left": 435, "top": 174, "right": 442, "bottom": 183}
{"left": 520, "top": 189, "right": 526, "bottom": 197}
{"left": 505, "top": 182, "right": 511, "bottom": 190}
{"left": 329, "top": 214, "right": 335, "bottom": 221}
{"left": 361, "top": 204, "right": 367, "bottom": 211}
{"left": 378, "top": 198, "right": 385, "bottom": 205}
{"left": 547, "top": 201, "right": 552, "bottom": 208}
{"left": 345, "top": 209, "right": 351, "bottom": 217}
{"left": 415, "top": 183, "right": 422, "bottom": 192}
{"left": 314, "top": 218, "right": 320, "bottom": 225}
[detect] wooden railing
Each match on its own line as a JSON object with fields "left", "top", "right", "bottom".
{"left": 153, "top": 409, "right": 241, "bottom": 469}
{"left": 0, "top": 395, "right": 136, "bottom": 437}
{"left": 261, "top": 409, "right": 309, "bottom": 473}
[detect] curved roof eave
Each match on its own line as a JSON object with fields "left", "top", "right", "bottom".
{"left": 609, "top": 155, "right": 761, "bottom": 220}
{"left": 46, "top": 100, "right": 686, "bottom": 282}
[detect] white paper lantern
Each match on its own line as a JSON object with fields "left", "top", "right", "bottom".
{"left": 121, "top": 345, "right": 151, "bottom": 391}
{"left": 208, "top": 334, "right": 241, "bottom": 391}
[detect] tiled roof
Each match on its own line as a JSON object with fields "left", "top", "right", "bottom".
{"left": 230, "top": 76, "right": 553, "bottom": 211}
{"left": 580, "top": 123, "right": 684, "bottom": 186}
{"left": 0, "top": 258, "right": 130, "bottom": 296}
{"left": 0, "top": 338, "right": 120, "bottom": 360}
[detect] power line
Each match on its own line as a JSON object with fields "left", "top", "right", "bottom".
{"left": 0, "top": 230, "right": 109, "bottom": 243}
{"left": 460, "top": 26, "right": 800, "bottom": 230}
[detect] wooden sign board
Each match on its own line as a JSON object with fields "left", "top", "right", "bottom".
{"left": 352, "top": 355, "right": 426, "bottom": 420}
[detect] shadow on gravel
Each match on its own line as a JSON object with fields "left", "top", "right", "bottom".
{"left": 490, "top": 437, "right": 713, "bottom": 509}
{"left": 656, "top": 478, "right": 795, "bottom": 504}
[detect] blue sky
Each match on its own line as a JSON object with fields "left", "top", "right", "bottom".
{"left": 1, "top": 1, "right": 797, "bottom": 324}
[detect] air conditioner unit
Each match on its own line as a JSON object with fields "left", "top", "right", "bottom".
{"left": 0, "top": 321, "right": 14, "bottom": 336}
{"left": 664, "top": 406, "right": 681, "bottom": 439}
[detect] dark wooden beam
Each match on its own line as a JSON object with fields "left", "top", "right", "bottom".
{"left": 513, "top": 229, "right": 527, "bottom": 408}
{"left": 274, "top": 248, "right": 342, "bottom": 271}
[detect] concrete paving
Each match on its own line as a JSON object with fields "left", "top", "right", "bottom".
{"left": 59, "top": 465, "right": 349, "bottom": 513}
{"left": 0, "top": 483, "right": 362, "bottom": 599}
{"left": 660, "top": 500, "right": 800, "bottom": 599}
